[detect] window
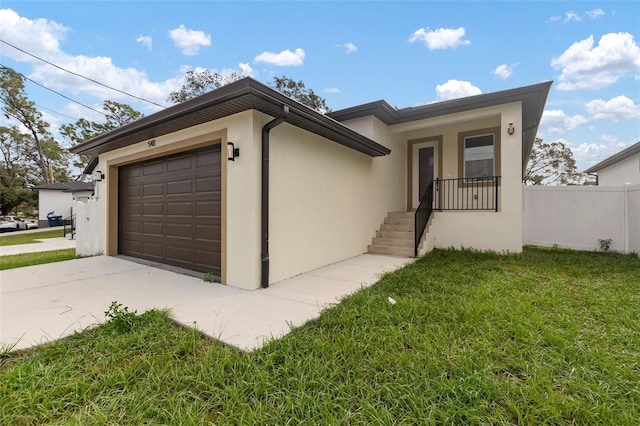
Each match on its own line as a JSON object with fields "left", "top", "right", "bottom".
{"left": 458, "top": 127, "right": 501, "bottom": 180}
{"left": 464, "top": 134, "right": 494, "bottom": 178}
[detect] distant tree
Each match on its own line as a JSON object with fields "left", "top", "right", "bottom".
{"left": 269, "top": 76, "right": 330, "bottom": 113}
{"left": 166, "top": 70, "right": 243, "bottom": 104}
{"left": 524, "top": 138, "right": 584, "bottom": 185}
{"left": 0, "top": 66, "right": 69, "bottom": 184}
{"left": 0, "top": 127, "right": 38, "bottom": 214}
{"left": 61, "top": 100, "right": 144, "bottom": 170}
{"left": 167, "top": 71, "right": 330, "bottom": 112}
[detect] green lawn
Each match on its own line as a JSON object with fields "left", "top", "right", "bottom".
{"left": 1, "top": 248, "right": 638, "bottom": 424}
{"left": 0, "top": 249, "right": 77, "bottom": 270}
{"left": 0, "top": 229, "right": 64, "bottom": 246}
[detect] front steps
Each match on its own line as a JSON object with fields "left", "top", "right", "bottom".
{"left": 368, "top": 212, "right": 415, "bottom": 257}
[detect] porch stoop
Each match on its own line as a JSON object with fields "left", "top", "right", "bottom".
{"left": 368, "top": 212, "right": 415, "bottom": 257}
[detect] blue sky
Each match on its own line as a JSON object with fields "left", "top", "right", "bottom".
{"left": 1, "top": 1, "right": 638, "bottom": 172}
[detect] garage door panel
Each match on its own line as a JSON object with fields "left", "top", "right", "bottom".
{"left": 167, "top": 179, "right": 192, "bottom": 195}
{"left": 119, "top": 144, "right": 221, "bottom": 274}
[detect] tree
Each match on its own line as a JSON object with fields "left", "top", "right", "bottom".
{"left": 167, "top": 71, "right": 330, "bottom": 112}
{"left": 0, "top": 66, "right": 69, "bottom": 184}
{"left": 166, "top": 70, "right": 243, "bottom": 104}
{"left": 0, "top": 127, "right": 38, "bottom": 214}
{"left": 270, "top": 76, "right": 330, "bottom": 113}
{"left": 61, "top": 100, "right": 144, "bottom": 170}
{"left": 524, "top": 138, "right": 584, "bottom": 185}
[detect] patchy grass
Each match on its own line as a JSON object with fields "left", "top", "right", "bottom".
{"left": 1, "top": 248, "right": 638, "bottom": 424}
{"left": 0, "top": 249, "right": 77, "bottom": 270}
{"left": 0, "top": 229, "right": 64, "bottom": 246}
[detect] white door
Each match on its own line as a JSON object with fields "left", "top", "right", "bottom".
{"left": 412, "top": 141, "right": 438, "bottom": 209}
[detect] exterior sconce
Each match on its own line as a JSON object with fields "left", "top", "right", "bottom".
{"left": 94, "top": 170, "right": 105, "bottom": 181}
{"left": 507, "top": 123, "right": 515, "bottom": 136}
{"left": 227, "top": 141, "right": 240, "bottom": 161}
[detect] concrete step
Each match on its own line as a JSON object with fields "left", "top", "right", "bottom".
{"left": 380, "top": 223, "right": 414, "bottom": 232}
{"left": 371, "top": 237, "right": 414, "bottom": 248}
{"left": 384, "top": 216, "right": 414, "bottom": 225}
{"left": 387, "top": 211, "right": 414, "bottom": 218}
{"left": 376, "top": 230, "right": 414, "bottom": 240}
{"left": 368, "top": 244, "right": 414, "bottom": 257}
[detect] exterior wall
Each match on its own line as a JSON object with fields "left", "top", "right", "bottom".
{"left": 95, "top": 110, "right": 262, "bottom": 290}
{"left": 396, "top": 102, "right": 524, "bottom": 252}
{"left": 524, "top": 185, "right": 640, "bottom": 254}
{"left": 268, "top": 114, "right": 404, "bottom": 284}
{"left": 597, "top": 154, "right": 640, "bottom": 185}
{"left": 38, "top": 190, "right": 74, "bottom": 227}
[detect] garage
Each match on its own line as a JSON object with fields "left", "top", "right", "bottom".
{"left": 118, "top": 145, "right": 221, "bottom": 274}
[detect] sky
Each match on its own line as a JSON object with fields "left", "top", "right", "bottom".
{"left": 1, "top": 1, "right": 639, "bottom": 172}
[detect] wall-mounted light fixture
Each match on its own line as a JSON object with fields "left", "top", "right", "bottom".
{"left": 227, "top": 141, "right": 240, "bottom": 161}
{"left": 94, "top": 170, "right": 105, "bottom": 182}
{"left": 507, "top": 123, "right": 515, "bottom": 136}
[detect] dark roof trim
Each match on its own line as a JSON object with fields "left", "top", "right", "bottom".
{"left": 83, "top": 156, "right": 98, "bottom": 174}
{"left": 584, "top": 141, "right": 640, "bottom": 173}
{"left": 69, "top": 78, "right": 390, "bottom": 158}
{"left": 33, "top": 182, "right": 94, "bottom": 191}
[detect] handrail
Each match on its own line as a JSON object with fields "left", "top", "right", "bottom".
{"left": 414, "top": 179, "right": 434, "bottom": 257}
{"left": 434, "top": 176, "right": 500, "bottom": 211}
{"left": 63, "top": 214, "right": 76, "bottom": 239}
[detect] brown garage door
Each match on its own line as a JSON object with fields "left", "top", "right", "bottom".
{"left": 119, "top": 145, "right": 221, "bottom": 274}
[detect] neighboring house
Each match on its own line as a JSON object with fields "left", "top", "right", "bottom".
{"left": 584, "top": 141, "right": 640, "bottom": 185}
{"left": 69, "top": 77, "right": 551, "bottom": 290}
{"left": 32, "top": 181, "right": 95, "bottom": 227}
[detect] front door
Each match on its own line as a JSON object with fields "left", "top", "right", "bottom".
{"left": 412, "top": 141, "right": 438, "bottom": 209}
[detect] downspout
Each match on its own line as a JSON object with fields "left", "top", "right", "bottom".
{"left": 261, "top": 105, "right": 289, "bottom": 288}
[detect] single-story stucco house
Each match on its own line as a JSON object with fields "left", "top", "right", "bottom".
{"left": 69, "top": 77, "right": 551, "bottom": 290}
{"left": 584, "top": 141, "right": 640, "bottom": 185}
{"left": 32, "top": 181, "right": 95, "bottom": 227}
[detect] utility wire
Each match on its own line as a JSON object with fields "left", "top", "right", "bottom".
{"left": 1, "top": 39, "right": 166, "bottom": 108}
{"left": 35, "top": 103, "right": 81, "bottom": 121}
{"left": 1, "top": 65, "right": 107, "bottom": 117}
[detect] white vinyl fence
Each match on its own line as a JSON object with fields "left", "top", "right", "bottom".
{"left": 524, "top": 184, "right": 640, "bottom": 255}
{"left": 73, "top": 197, "right": 100, "bottom": 256}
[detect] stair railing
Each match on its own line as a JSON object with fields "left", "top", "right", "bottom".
{"left": 414, "top": 179, "right": 435, "bottom": 257}
{"left": 63, "top": 214, "right": 76, "bottom": 239}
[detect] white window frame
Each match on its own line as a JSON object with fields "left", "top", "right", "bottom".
{"left": 463, "top": 133, "right": 495, "bottom": 179}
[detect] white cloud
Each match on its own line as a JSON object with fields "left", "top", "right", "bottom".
{"left": 254, "top": 48, "right": 305, "bottom": 66}
{"left": 337, "top": 42, "right": 357, "bottom": 54}
{"left": 136, "top": 35, "right": 152, "bottom": 51}
{"left": 0, "top": 8, "right": 68, "bottom": 60}
{"left": 573, "top": 142, "right": 610, "bottom": 168}
{"left": 565, "top": 11, "right": 581, "bottom": 22}
{"left": 237, "top": 62, "right": 255, "bottom": 77}
{"left": 586, "top": 95, "right": 640, "bottom": 121}
{"left": 434, "top": 80, "right": 481, "bottom": 101}
{"left": 168, "top": 24, "right": 211, "bottom": 56}
{"left": 540, "top": 109, "right": 588, "bottom": 134}
{"left": 551, "top": 32, "right": 640, "bottom": 90}
{"left": 492, "top": 63, "right": 518, "bottom": 79}
{"left": 585, "top": 9, "right": 605, "bottom": 19}
{"left": 409, "top": 27, "right": 470, "bottom": 50}
{"left": 549, "top": 15, "right": 562, "bottom": 22}
{"left": 324, "top": 87, "right": 340, "bottom": 93}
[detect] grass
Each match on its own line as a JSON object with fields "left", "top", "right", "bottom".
{"left": 1, "top": 247, "right": 638, "bottom": 424}
{"left": 0, "top": 249, "right": 77, "bottom": 270}
{"left": 0, "top": 229, "right": 64, "bottom": 246}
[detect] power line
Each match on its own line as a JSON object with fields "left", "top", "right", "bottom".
{"left": 1, "top": 65, "right": 107, "bottom": 117}
{"left": 0, "top": 39, "right": 166, "bottom": 108}
{"left": 35, "top": 104, "right": 81, "bottom": 121}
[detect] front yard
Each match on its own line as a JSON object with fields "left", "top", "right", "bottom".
{"left": 1, "top": 248, "right": 638, "bottom": 424}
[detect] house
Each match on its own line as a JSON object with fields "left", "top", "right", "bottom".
{"left": 32, "top": 181, "right": 94, "bottom": 227}
{"left": 69, "top": 77, "right": 551, "bottom": 290}
{"left": 584, "top": 141, "right": 640, "bottom": 185}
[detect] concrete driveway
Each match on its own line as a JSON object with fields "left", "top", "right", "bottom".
{"left": 1, "top": 254, "right": 412, "bottom": 351}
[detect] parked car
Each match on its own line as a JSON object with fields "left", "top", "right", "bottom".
{"left": 0, "top": 217, "right": 19, "bottom": 232}
{"left": 0, "top": 216, "right": 39, "bottom": 231}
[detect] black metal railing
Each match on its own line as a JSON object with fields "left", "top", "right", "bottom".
{"left": 63, "top": 214, "right": 76, "bottom": 239}
{"left": 414, "top": 176, "right": 500, "bottom": 256}
{"left": 414, "top": 179, "right": 435, "bottom": 257}
{"left": 434, "top": 176, "right": 500, "bottom": 211}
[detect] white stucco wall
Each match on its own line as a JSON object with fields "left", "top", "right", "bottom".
{"left": 597, "top": 154, "right": 640, "bottom": 185}
{"left": 38, "top": 190, "right": 74, "bottom": 225}
{"left": 268, "top": 115, "right": 404, "bottom": 284}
